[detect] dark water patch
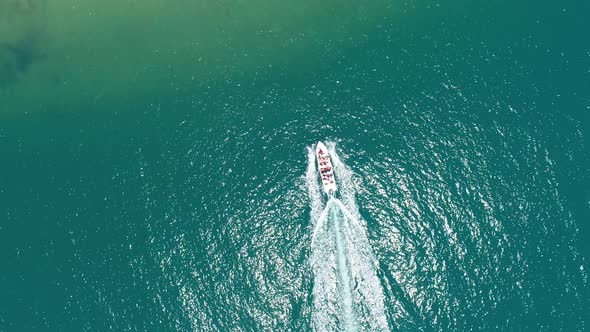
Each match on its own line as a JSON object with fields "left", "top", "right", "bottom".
{"left": 0, "top": 0, "right": 39, "bottom": 18}
{"left": 0, "top": 31, "right": 45, "bottom": 88}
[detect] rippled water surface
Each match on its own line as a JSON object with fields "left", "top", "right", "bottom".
{"left": 1, "top": 1, "right": 588, "bottom": 331}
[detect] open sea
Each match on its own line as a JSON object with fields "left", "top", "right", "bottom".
{"left": 1, "top": 1, "right": 588, "bottom": 331}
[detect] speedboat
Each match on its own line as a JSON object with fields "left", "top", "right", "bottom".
{"left": 316, "top": 141, "right": 337, "bottom": 196}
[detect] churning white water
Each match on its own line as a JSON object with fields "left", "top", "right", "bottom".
{"left": 307, "top": 142, "right": 389, "bottom": 331}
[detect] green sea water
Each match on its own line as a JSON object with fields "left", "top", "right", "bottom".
{"left": 1, "top": 0, "right": 588, "bottom": 331}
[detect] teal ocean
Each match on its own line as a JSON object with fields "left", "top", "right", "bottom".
{"left": 1, "top": 1, "right": 588, "bottom": 331}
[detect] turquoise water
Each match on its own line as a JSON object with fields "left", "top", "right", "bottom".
{"left": 1, "top": 1, "right": 588, "bottom": 331}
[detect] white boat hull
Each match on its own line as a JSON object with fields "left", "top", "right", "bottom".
{"left": 316, "top": 141, "right": 337, "bottom": 195}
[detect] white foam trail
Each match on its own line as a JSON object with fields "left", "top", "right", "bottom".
{"left": 309, "top": 142, "right": 389, "bottom": 332}
{"left": 333, "top": 202, "right": 357, "bottom": 331}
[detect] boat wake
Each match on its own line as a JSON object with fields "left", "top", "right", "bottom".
{"left": 307, "top": 143, "right": 389, "bottom": 332}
